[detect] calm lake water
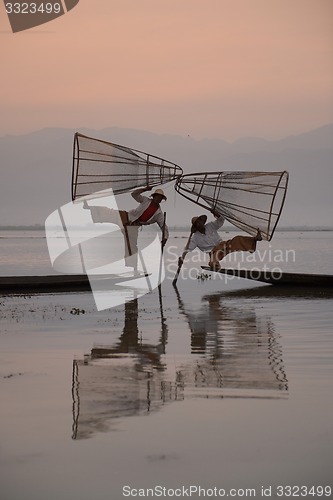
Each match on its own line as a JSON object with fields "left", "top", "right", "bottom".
{"left": 0, "top": 230, "right": 332, "bottom": 499}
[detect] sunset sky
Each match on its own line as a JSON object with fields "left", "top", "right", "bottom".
{"left": 1, "top": 0, "right": 332, "bottom": 140}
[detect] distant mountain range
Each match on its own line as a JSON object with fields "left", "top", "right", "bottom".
{"left": 0, "top": 124, "right": 332, "bottom": 227}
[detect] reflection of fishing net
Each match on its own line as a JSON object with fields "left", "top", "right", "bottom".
{"left": 175, "top": 171, "right": 289, "bottom": 240}
{"left": 72, "top": 133, "right": 183, "bottom": 200}
{"left": 71, "top": 357, "right": 180, "bottom": 440}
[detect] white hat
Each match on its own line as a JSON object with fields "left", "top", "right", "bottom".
{"left": 151, "top": 189, "right": 167, "bottom": 201}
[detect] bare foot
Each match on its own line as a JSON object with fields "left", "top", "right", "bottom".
{"left": 208, "top": 261, "right": 221, "bottom": 271}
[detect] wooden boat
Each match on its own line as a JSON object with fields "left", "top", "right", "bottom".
{"left": 0, "top": 272, "right": 150, "bottom": 294}
{"left": 0, "top": 274, "right": 90, "bottom": 293}
{"left": 1, "top": 268, "right": 332, "bottom": 295}
{"left": 201, "top": 266, "right": 333, "bottom": 287}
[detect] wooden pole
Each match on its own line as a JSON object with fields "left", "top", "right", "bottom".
{"left": 158, "top": 212, "right": 167, "bottom": 288}
{"left": 172, "top": 231, "right": 193, "bottom": 287}
{"left": 161, "top": 211, "right": 167, "bottom": 250}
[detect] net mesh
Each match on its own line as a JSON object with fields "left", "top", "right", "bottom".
{"left": 72, "top": 133, "right": 183, "bottom": 200}
{"left": 175, "top": 171, "right": 289, "bottom": 241}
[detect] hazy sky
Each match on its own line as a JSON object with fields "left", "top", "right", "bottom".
{"left": 1, "top": 0, "right": 332, "bottom": 140}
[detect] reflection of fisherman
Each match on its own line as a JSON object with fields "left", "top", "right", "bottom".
{"left": 179, "top": 213, "right": 262, "bottom": 270}
{"left": 91, "top": 298, "right": 166, "bottom": 371}
{"left": 174, "top": 288, "right": 288, "bottom": 394}
{"left": 84, "top": 186, "right": 168, "bottom": 268}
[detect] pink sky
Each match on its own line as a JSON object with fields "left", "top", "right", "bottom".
{"left": 1, "top": 0, "right": 332, "bottom": 140}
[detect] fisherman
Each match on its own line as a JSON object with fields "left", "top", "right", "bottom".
{"left": 178, "top": 212, "right": 262, "bottom": 270}
{"left": 84, "top": 186, "right": 168, "bottom": 268}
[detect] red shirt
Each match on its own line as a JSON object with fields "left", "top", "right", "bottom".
{"left": 138, "top": 202, "right": 159, "bottom": 223}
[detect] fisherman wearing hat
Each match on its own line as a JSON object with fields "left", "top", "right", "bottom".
{"left": 178, "top": 212, "right": 261, "bottom": 270}
{"left": 128, "top": 186, "right": 168, "bottom": 243}
{"left": 84, "top": 186, "right": 168, "bottom": 268}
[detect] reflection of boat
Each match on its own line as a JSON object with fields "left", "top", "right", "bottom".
{"left": 223, "top": 284, "right": 333, "bottom": 300}
{"left": 71, "top": 288, "right": 288, "bottom": 439}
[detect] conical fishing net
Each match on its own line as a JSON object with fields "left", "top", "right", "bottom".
{"left": 175, "top": 171, "right": 289, "bottom": 240}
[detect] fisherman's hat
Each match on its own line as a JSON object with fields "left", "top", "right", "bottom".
{"left": 191, "top": 214, "right": 207, "bottom": 231}
{"left": 151, "top": 188, "right": 167, "bottom": 201}
{"left": 191, "top": 215, "right": 207, "bottom": 225}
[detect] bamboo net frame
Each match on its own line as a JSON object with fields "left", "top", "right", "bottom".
{"left": 175, "top": 171, "right": 289, "bottom": 241}
{"left": 72, "top": 133, "right": 183, "bottom": 200}
{"left": 71, "top": 133, "right": 289, "bottom": 240}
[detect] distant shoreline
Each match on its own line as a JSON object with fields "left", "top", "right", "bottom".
{"left": 0, "top": 225, "right": 332, "bottom": 232}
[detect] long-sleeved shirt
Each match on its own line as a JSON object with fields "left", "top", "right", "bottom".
{"left": 188, "top": 216, "right": 225, "bottom": 252}
{"left": 88, "top": 188, "right": 169, "bottom": 240}
{"left": 129, "top": 188, "right": 169, "bottom": 239}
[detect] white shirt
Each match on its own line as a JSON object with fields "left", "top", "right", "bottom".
{"left": 129, "top": 189, "right": 169, "bottom": 239}
{"left": 188, "top": 216, "right": 225, "bottom": 253}
{"left": 89, "top": 188, "right": 169, "bottom": 239}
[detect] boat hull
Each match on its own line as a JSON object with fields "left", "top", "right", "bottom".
{"left": 201, "top": 266, "right": 333, "bottom": 287}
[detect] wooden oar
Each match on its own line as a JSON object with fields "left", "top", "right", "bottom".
{"left": 172, "top": 230, "right": 193, "bottom": 286}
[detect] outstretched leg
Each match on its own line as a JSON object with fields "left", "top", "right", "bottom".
{"left": 83, "top": 203, "right": 139, "bottom": 269}
{"left": 122, "top": 224, "right": 139, "bottom": 269}
{"left": 209, "top": 233, "right": 261, "bottom": 269}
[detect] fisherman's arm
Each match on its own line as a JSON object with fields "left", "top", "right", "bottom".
{"left": 156, "top": 211, "right": 169, "bottom": 247}
{"left": 178, "top": 234, "right": 196, "bottom": 265}
{"left": 131, "top": 186, "right": 152, "bottom": 203}
{"left": 210, "top": 211, "right": 225, "bottom": 229}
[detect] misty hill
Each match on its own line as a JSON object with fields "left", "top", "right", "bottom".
{"left": 0, "top": 124, "right": 332, "bottom": 227}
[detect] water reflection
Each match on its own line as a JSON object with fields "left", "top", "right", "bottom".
{"left": 72, "top": 288, "right": 288, "bottom": 439}
{"left": 175, "top": 289, "right": 288, "bottom": 395}
{"left": 72, "top": 298, "right": 172, "bottom": 440}
{"left": 91, "top": 298, "right": 167, "bottom": 371}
